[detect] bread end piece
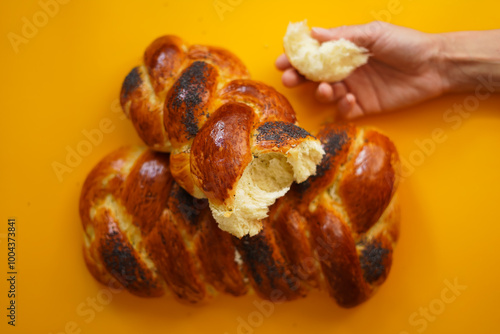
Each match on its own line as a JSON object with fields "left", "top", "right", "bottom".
{"left": 210, "top": 140, "right": 325, "bottom": 238}
{"left": 283, "top": 20, "right": 369, "bottom": 82}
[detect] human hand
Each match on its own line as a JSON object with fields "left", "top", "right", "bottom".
{"left": 276, "top": 21, "right": 448, "bottom": 119}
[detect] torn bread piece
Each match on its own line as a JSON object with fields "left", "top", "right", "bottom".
{"left": 284, "top": 20, "right": 369, "bottom": 82}
{"left": 192, "top": 116, "right": 324, "bottom": 238}
{"left": 120, "top": 35, "right": 325, "bottom": 238}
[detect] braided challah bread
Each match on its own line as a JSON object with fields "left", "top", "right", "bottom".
{"left": 119, "top": 36, "right": 325, "bottom": 238}
{"left": 80, "top": 123, "right": 400, "bottom": 307}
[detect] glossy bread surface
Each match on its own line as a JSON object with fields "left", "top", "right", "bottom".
{"left": 120, "top": 35, "right": 322, "bottom": 212}
{"left": 80, "top": 123, "right": 400, "bottom": 307}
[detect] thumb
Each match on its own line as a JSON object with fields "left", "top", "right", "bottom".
{"left": 311, "top": 22, "right": 385, "bottom": 48}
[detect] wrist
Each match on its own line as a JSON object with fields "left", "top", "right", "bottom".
{"left": 436, "top": 30, "right": 500, "bottom": 93}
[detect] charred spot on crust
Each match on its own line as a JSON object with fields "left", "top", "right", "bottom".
{"left": 170, "top": 61, "right": 212, "bottom": 138}
{"left": 171, "top": 184, "right": 206, "bottom": 226}
{"left": 256, "top": 122, "right": 311, "bottom": 148}
{"left": 322, "top": 128, "right": 349, "bottom": 157}
{"left": 121, "top": 67, "right": 142, "bottom": 100}
{"left": 315, "top": 129, "right": 349, "bottom": 177}
{"left": 239, "top": 235, "right": 265, "bottom": 285}
{"left": 295, "top": 129, "right": 349, "bottom": 193}
{"left": 359, "top": 240, "right": 390, "bottom": 284}
{"left": 102, "top": 230, "right": 154, "bottom": 288}
{"left": 240, "top": 234, "right": 280, "bottom": 285}
{"left": 238, "top": 234, "right": 281, "bottom": 288}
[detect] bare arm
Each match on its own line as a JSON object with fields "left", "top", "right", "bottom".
{"left": 276, "top": 22, "right": 500, "bottom": 119}
{"left": 438, "top": 29, "right": 500, "bottom": 92}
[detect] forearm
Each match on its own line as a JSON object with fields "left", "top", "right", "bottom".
{"left": 436, "top": 30, "right": 500, "bottom": 93}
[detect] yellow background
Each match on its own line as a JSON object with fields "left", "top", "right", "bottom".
{"left": 1, "top": 0, "right": 499, "bottom": 333}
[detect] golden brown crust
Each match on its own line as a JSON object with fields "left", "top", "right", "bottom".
{"left": 292, "top": 123, "right": 356, "bottom": 206}
{"left": 80, "top": 123, "right": 401, "bottom": 307}
{"left": 270, "top": 201, "right": 319, "bottom": 289}
{"left": 309, "top": 205, "right": 369, "bottom": 307}
{"left": 143, "top": 35, "right": 186, "bottom": 94}
{"left": 339, "top": 129, "right": 399, "bottom": 234}
{"left": 187, "top": 45, "right": 249, "bottom": 78}
{"left": 120, "top": 66, "right": 170, "bottom": 150}
{"left": 121, "top": 150, "right": 173, "bottom": 234}
{"left": 218, "top": 79, "right": 296, "bottom": 123}
{"left": 194, "top": 209, "right": 248, "bottom": 296}
{"left": 190, "top": 102, "right": 255, "bottom": 206}
{"left": 145, "top": 209, "right": 207, "bottom": 303}
{"left": 169, "top": 151, "right": 202, "bottom": 198}
{"left": 120, "top": 35, "right": 322, "bottom": 213}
